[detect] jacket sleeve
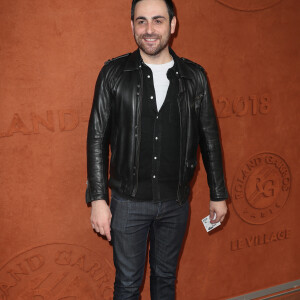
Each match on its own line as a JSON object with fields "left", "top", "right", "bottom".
{"left": 197, "top": 69, "right": 228, "bottom": 201}
{"left": 86, "top": 64, "right": 112, "bottom": 204}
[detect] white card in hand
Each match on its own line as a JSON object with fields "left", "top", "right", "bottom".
{"left": 202, "top": 214, "right": 221, "bottom": 232}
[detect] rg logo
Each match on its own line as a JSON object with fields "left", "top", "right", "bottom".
{"left": 248, "top": 173, "right": 277, "bottom": 209}
{"left": 231, "top": 153, "right": 291, "bottom": 224}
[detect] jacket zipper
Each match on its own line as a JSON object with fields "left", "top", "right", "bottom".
{"left": 132, "top": 65, "right": 144, "bottom": 195}
{"left": 176, "top": 81, "right": 183, "bottom": 205}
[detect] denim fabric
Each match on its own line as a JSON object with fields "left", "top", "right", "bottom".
{"left": 110, "top": 190, "right": 189, "bottom": 300}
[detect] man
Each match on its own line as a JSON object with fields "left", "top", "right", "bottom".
{"left": 86, "top": 0, "right": 228, "bottom": 299}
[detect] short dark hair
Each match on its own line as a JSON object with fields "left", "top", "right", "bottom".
{"left": 131, "top": 0, "right": 175, "bottom": 23}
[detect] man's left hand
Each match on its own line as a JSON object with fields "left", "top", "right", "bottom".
{"left": 209, "top": 200, "right": 228, "bottom": 224}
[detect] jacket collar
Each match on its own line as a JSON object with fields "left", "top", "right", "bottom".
{"left": 124, "top": 47, "right": 193, "bottom": 79}
{"left": 124, "top": 49, "right": 143, "bottom": 71}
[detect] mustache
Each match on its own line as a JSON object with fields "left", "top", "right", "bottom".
{"left": 142, "top": 34, "right": 160, "bottom": 39}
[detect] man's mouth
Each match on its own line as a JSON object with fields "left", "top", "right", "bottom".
{"left": 144, "top": 38, "right": 157, "bottom": 42}
{"left": 142, "top": 35, "right": 160, "bottom": 43}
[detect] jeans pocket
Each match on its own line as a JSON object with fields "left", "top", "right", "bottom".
{"left": 110, "top": 192, "right": 129, "bottom": 231}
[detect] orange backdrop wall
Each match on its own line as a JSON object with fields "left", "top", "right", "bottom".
{"left": 0, "top": 0, "right": 299, "bottom": 299}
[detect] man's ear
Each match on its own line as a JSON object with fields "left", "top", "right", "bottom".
{"left": 170, "top": 16, "right": 176, "bottom": 34}
{"left": 131, "top": 20, "right": 134, "bottom": 35}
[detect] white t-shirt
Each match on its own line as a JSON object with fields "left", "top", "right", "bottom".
{"left": 145, "top": 60, "right": 174, "bottom": 111}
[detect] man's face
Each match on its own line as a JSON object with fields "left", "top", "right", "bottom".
{"left": 131, "top": 0, "right": 176, "bottom": 57}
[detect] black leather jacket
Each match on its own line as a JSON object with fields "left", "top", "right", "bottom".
{"left": 86, "top": 48, "right": 228, "bottom": 205}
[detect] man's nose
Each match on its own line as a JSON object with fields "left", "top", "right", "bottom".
{"left": 146, "top": 22, "right": 154, "bottom": 34}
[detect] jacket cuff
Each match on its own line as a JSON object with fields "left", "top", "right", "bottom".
{"left": 85, "top": 187, "right": 109, "bottom": 204}
{"left": 210, "top": 197, "right": 227, "bottom": 202}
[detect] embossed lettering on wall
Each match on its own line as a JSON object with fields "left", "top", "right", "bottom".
{"left": 231, "top": 229, "right": 291, "bottom": 251}
{"left": 0, "top": 243, "right": 114, "bottom": 300}
{"left": 0, "top": 103, "right": 90, "bottom": 138}
{"left": 231, "top": 153, "right": 291, "bottom": 225}
{"left": 216, "top": 94, "right": 271, "bottom": 118}
{"left": 216, "top": 0, "right": 282, "bottom": 12}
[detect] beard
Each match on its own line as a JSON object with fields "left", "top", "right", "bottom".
{"left": 133, "top": 31, "right": 171, "bottom": 56}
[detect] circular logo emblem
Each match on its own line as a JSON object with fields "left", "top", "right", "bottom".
{"left": 216, "top": 0, "right": 282, "bottom": 11}
{"left": 0, "top": 243, "right": 114, "bottom": 300}
{"left": 231, "top": 153, "right": 291, "bottom": 224}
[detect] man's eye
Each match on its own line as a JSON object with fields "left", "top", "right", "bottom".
{"left": 138, "top": 20, "right": 145, "bottom": 24}
{"left": 155, "top": 19, "right": 162, "bottom": 24}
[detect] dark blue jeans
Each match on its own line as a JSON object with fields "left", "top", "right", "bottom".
{"left": 110, "top": 190, "right": 189, "bottom": 300}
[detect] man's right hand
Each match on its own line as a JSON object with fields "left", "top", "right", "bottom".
{"left": 90, "top": 200, "right": 112, "bottom": 241}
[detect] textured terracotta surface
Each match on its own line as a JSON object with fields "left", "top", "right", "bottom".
{"left": 0, "top": 0, "right": 299, "bottom": 299}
